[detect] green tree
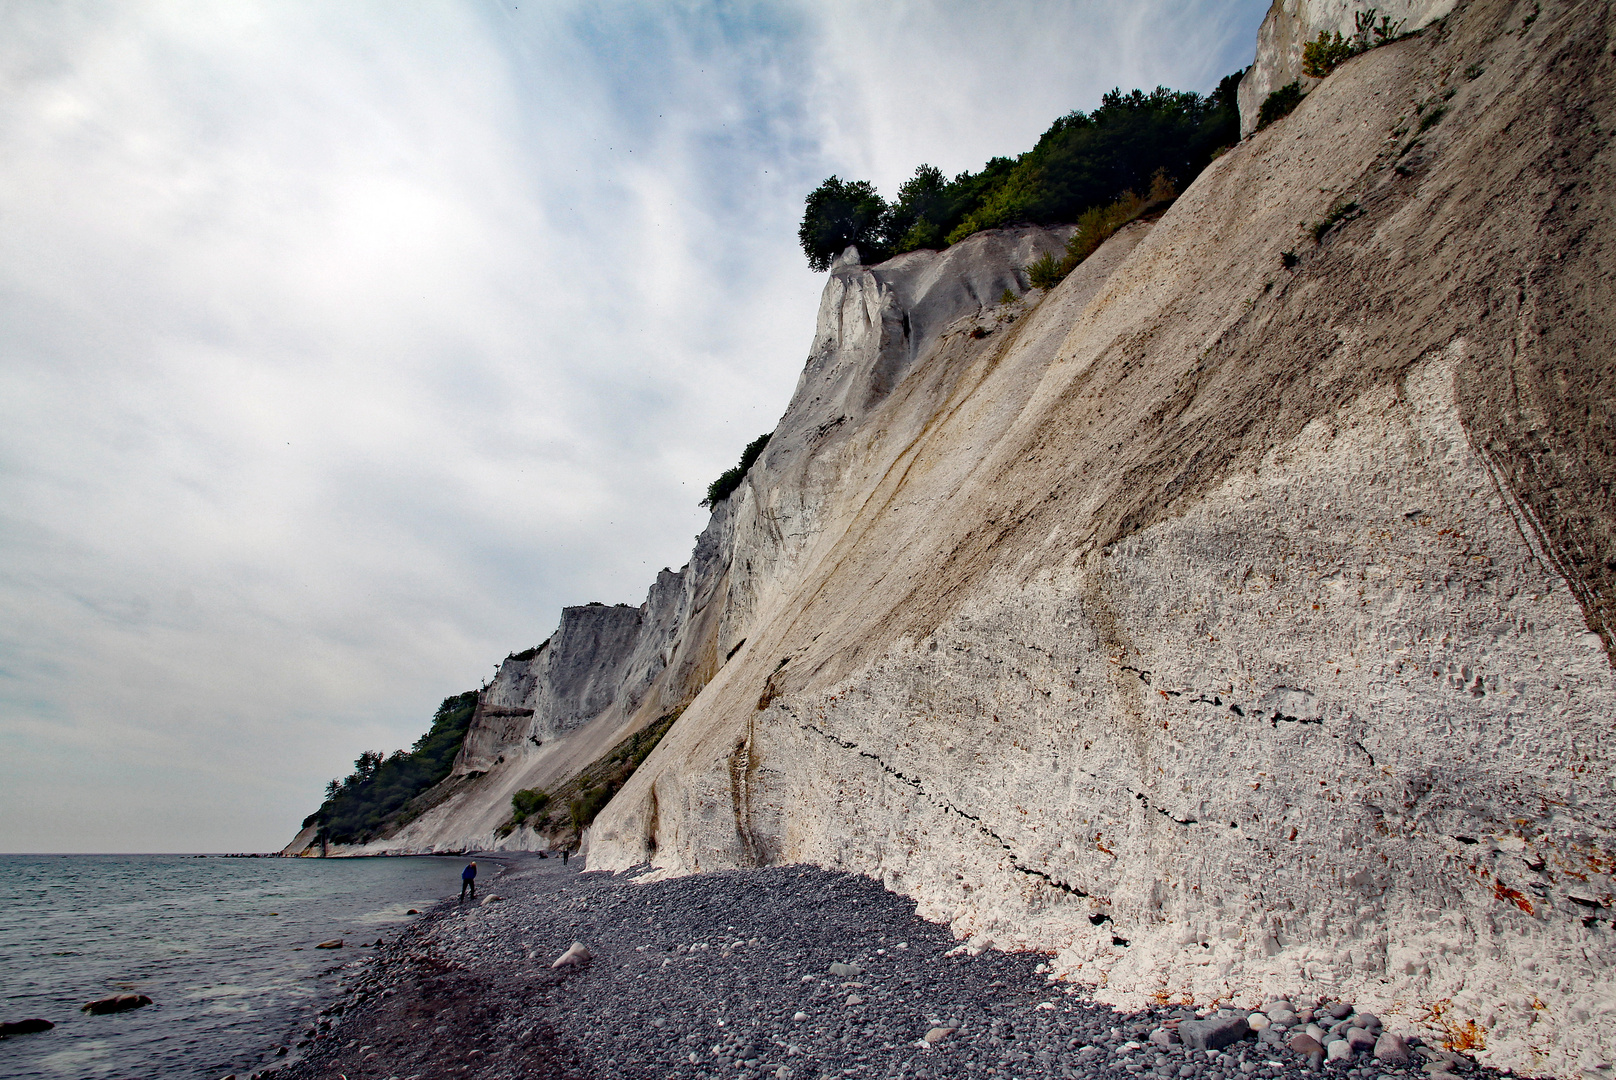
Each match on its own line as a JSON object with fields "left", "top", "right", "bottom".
{"left": 796, "top": 73, "right": 1242, "bottom": 273}
{"left": 307, "top": 691, "right": 480, "bottom": 845}
{"left": 798, "top": 177, "right": 889, "bottom": 271}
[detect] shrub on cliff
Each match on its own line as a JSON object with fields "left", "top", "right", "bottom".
{"left": 1025, "top": 170, "right": 1178, "bottom": 289}
{"left": 798, "top": 70, "right": 1241, "bottom": 271}
{"left": 1257, "top": 82, "right": 1306, "bottom": 130}
{"left": 510, "top": 787, "right": 550, "bottom": 825}
{"left": 1303, "top": 9, "right": 1407, "bottom": 77}
{"left": 702, "top": 432, "right": 772, "bottom": 508}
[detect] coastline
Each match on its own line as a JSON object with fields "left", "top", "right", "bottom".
{"left": 271, "top": 861, "right": 1510, "bottom": 1080}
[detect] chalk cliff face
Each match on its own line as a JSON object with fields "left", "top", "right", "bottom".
{"left": 327, "top": 223, "right": 1080, "bottom": 856}
{"left": 585, "top": 1, "right": 1612, "bottom": 1075}
{"left": 308, "top": 0, "right": 1614, "bottom": 1073}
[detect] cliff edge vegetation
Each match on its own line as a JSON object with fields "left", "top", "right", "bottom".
{"left": 797, "top": 74, "right": 1243, "bottom": 271}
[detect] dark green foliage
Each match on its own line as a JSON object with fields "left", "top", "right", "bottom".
{"left": 883, "top": 164, "right": 952, "bottom": 254}
{"left": 1258, "top": 82, "right": 1306, "bottom": 130}
{"left": 1020, "top": 171, "right": 1177, "bottom": 291}
{"left": 798, "top": 73, "right": 1242, "bottom": 271}
{"left": 308, "top": 691, "right": 479, "bottom": 845}
{"left": 1026, "top": 252, "right": 1064, "bottom": 290}
{"left": 799, "top": 177, "right": 890, "bottom": 271}
{"left": 570, "top": 785, "right": 613, "bottom": 831}
{"left": 507, "top": 641, "right": 547, "bottom": 663}
{"left": 1282, "top": 250, "right": 1300, "bottom": 268}
{"left": 703, "top": 432, "right": 772, "bottom": 508}
{"left": 1417, "top": 106, "right": 1447, "bottom": 132}
{"left": 510, "top": 787, "right": 550, "bottom": 825}
{"left": 941, "top": 85, "right": 1236, "bottom": 243}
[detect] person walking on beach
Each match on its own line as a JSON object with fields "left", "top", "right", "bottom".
{"left": 460, "top": 860, "right": 477, "bottom": 901}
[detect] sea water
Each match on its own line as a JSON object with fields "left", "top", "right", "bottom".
{"left": 0, "top": 853, "right": 470, "bottom": 1079}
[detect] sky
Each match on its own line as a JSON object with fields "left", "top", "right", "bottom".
{"left": 0, "top": 0, "right": 1269, "bottom": 852}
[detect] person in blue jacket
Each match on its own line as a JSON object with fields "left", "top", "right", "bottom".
{"left": 460, "top": 860, "right": 477, "bottom": 900}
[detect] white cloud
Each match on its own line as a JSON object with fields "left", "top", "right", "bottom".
{"left": 0, "top": 0, "right": 1267, "bottom": 851}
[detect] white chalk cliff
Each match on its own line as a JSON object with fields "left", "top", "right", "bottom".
{"left": 301, "top": 1, "right": 1616, "bottom": 1075}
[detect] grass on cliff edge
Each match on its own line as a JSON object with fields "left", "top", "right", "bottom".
{"left": 304, "top": 690, "right": 478, "bottom": 846}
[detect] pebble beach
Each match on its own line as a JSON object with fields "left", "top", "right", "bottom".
{"left": 272, "top": 856, "right": 1501, "bottom": 1080}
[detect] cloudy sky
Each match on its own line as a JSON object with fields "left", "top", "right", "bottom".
{"left": 0, "top": 0, "right": 1268, "bottom": 852}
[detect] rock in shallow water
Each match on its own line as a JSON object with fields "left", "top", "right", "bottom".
{"left": 81, "top": 994, "right": 151, "bottom": 1015}
{"left": 0, "top": 1018, "right": 55, "bottom": 1036}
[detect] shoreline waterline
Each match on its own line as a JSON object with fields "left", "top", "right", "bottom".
{"left": 0, "top": 852, "right": 484, "bottom": 1079}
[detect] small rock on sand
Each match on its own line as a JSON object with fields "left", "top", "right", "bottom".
{"left": 551, "top": 942, "right": 591, "bottom": 968}
{"left": 0, "top": 1018, "right": 55, "bottom": 1036}
{"left": 827, "top": 962, "right": 862, "bottom": 978}
{"left": 480, "top": 894, "right": 502, "bottom": 906}
{"left": 924, "top": 1026, "right": 957, "bottom": 1044}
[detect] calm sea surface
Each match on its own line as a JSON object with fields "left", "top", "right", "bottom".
{"left": 0, "top": 853, "right": 471, "bottom": 1080}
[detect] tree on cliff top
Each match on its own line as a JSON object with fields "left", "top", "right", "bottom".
{"left": 307, "top": 690, "right": 478, "bottom": 845}
{"left": 798, "top": 178, "right": 889, "bottom": 271}
{"left": 797, "top": 70, "right": 1243, "bottom": 271}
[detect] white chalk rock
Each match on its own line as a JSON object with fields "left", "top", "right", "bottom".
{"left": 550, "top": 941, "right": 591, "bottom": 968}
